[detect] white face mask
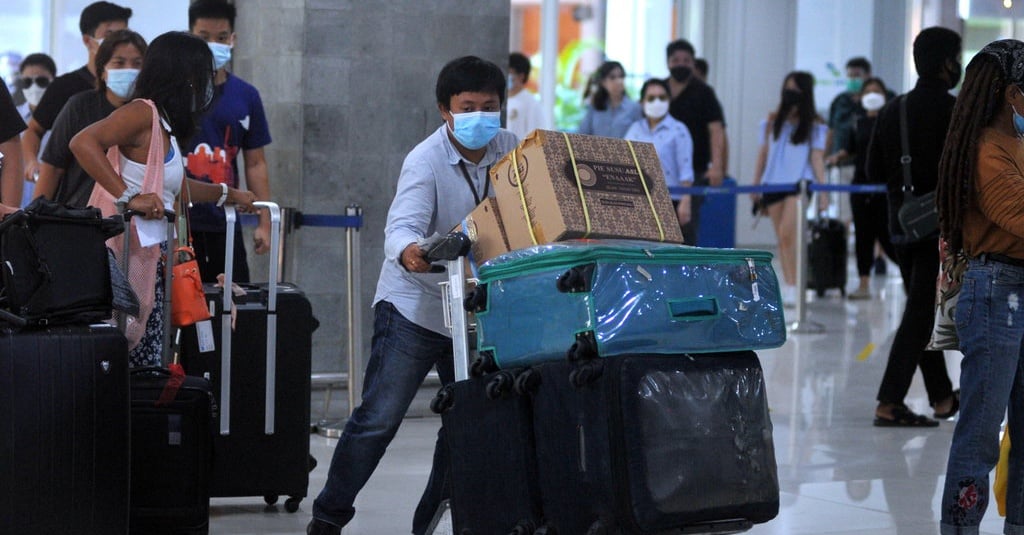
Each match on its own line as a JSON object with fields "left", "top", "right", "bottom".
{"left": 23, "top": 85, "right": 46, "bottom": 107}
{"left": 861, "top": 92, "right": 885, "bottom": 112}
{"left": 643, "top": 98, "right": 669, "bottom": 119}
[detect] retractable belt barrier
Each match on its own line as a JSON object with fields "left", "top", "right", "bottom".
{"left": 667, "top": 181, "right": 889, "bottom": 333}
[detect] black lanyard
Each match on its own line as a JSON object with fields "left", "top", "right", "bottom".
{"left": 458, "top": 160, "right": 490, "bottom": 205}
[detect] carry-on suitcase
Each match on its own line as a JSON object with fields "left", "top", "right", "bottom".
{"left": 472, "top": 239, "right": 785, "bottom": 371}
{"left": 129, "top": 367, "right": 215, "bottom": 534}
{"left": 528, "top": 351, "right": 778, "bottom": 535}
{"left": 430, "top": 367, "right": 544, "bottom": 534}
{"left": 0, "top": 324, "right": 131, "bottom": 534}
{"left": 179, "top": 203, "right": 316, "bottom": 511}
{"left": 806, "top": 217, "right": 847, "bottom": 297}
{"left": 119, "top": 209, "right": 216, "bottom": 534}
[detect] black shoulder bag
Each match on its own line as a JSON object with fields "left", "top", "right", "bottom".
{"left": 895, "top": 94, "right": 939, "bottom": 242}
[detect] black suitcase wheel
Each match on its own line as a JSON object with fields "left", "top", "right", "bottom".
{"left": 285, "top": 496, "right": 301, "bottom": 513}
{"left": 470, "top": 352, "right": 497, "bottom": 377}
{"left": 264, "top": 494, "right": 279, "bottom": 506}
{"left": 566, "top": 331, "right": 597, "bottom": 362}
{"left": 570, "top": 360, "right": 603, "bottom": 388}
{"left": 486, "top": 371, "right": 514, "bottom": 400}
{"left": 513, "top": 368, "right": 541, "bottom": 395}
{"left": 430, "top": 385, "right": 455, "bottom": 414}
{"left": 508, "top": 519, "right": 537, "bottom": 535}
{"left": 463, "top": 284, "right": 488, "bottom": 313}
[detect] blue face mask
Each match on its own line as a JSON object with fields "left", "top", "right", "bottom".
{"left": 208, "top": 42, "right": 232, "bottom": 70}
{"left": 448, "top": 111, "right": 501, "bottom": 150}
{"left": 106, "top": 68, "right": 139, "bottom": 98}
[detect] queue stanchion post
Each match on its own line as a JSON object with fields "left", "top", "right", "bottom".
{"left": 789, "top": 180, "right": 824, "bottom": 334}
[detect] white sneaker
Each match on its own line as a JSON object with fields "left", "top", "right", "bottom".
{"left": 782, "top": 285, "right": 797, "bottom": 308}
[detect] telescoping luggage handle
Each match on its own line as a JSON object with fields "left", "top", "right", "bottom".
{"left": 222, "top": 202, "right": 281, "bottom": 436}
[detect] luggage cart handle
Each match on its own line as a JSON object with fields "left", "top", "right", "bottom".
{"left": 221, "top": 202, "right": 282, "bottom": 436}
{"left": 427, "top": 232, "right": 473, "bottom": 382}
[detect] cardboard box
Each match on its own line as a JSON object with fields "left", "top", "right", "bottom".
{"left": 490, "top": 130, "right": 684, "bottom": 249}
{"left": 452, "top": 197, "right": 511, "bottom": 270}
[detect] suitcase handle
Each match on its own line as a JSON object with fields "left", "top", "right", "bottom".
{"left": 221, "top": 202, "right": 281, "bottom": 436}
{"left": 667, "top": 298, "right": 719, "bottom": 321}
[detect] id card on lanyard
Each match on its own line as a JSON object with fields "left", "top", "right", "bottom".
{"left": 458, "top": 160, "right": 490, "bottom": 205}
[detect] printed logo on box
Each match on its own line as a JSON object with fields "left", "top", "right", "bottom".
{"left": 504, "top": 154, "right": 530, "bottom": 187}
{"left": 562, "top": 159, "right": 654, "bottom": 195}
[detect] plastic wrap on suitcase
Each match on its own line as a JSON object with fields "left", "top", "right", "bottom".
{"left": 431, "top": 368, "right": 543, "bottom": 534}
{"left": 530, "top": 351, "right": 779, "bottom": 534}
{"left": 0, "top": 325, "right": 131, "bottom": 533}
{"left": 129, "top": 368, "right": 215, "bottom": 534}
{"left": 473, "top": 240, "right": 785, "bottom": 369}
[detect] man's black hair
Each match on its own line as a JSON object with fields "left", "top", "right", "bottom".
{"left": 79, "top": 1, "right": 132, "bottom": 37}
{"left": 666, "top": 39, "right": 696, "bottom": 59}
{"left": 435, "top": 56, "right": 506, "bottom": 108}
{"left": 509, "top": 52, "right": 531, "bottom": 83}
{"left": 913, "top": 27, "right": 962, "bottom": 78}
{"left": 694, "top": 58, "right": 708, "bottom": 78}
{"left": 846, "top": 57, "right": 872, "bottom": 74}
{"left": 189, "top": 0, "right": 237, "bottom": 31}
{"left": 20, "top": 53, "right": 57, "bottom": 77}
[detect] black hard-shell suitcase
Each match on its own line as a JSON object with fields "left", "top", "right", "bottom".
{"left": 129, "top": 367, "right": 215, "bottom": 534}
{"left": 179, "top": 203, "right": 315, "bottom": 511}
{"left": 0, "top": 324, "right": 131, "bottom": 534}
{"left": 807, "top": 217, "right": 847, "bottom": 297}
{"left": 529, "top": 351, "right": 779, "bottom": 534}
{"left": 430, "top": 368, "right": 544, "bottom": 534}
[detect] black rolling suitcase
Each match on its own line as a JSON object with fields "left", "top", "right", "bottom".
{"left": 179, "top": 203, "right": 316, "bottom": 512}
{"left": 430, "top": 368, "right": 544, "bottom": 534}
{"left": 0, "top": 324, "right": 131, "bottom": 534}
{"left": 807, "top": 217, "right": 847, "bottom": 297}
{"left": 529, "top": 351, "right": 779, "bottom": 535}
{"left": 129, "top": 368, "right": 215, "bottom": 534}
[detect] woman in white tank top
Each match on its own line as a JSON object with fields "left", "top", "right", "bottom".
{"left": 71, "top": 31, "right": 256, "bottom": 366}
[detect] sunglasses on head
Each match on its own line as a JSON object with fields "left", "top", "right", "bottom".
{"left": 17, "top": 76, "right": 51, "bottom": 89}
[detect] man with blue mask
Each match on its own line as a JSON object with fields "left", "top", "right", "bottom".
{"left": 36, "top": 30, "right": 146, "bottom": 208}
{"left": 186, "top": 0, "right": 273, "bottom": 283}
{"left": 308, "top": 56, "right": 518, "bottom": 535}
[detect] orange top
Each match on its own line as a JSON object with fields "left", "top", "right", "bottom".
{"left": 962, "top": 128, "right": 1024, "bottom": 259}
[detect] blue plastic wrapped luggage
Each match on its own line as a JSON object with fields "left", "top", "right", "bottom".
{"left": 470, "top": 240, "right": 785, "bottom": 369}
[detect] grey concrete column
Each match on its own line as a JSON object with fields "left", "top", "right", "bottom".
{"left": 233, "top": 1, "right": 510, "bottom": 378}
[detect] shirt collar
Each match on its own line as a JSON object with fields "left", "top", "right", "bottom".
{"left": 440, "top": 124, "right": 500, "bottom": 167}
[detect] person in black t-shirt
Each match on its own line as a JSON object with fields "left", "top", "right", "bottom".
{"left": 665, "top": 39, "right": 728, "bottom": 245}
{"left": 20, "top": 1, "right": 131, "bottom": 183}
{"left": 0, "top": 83, "right": 26, "bottom": 211}
{"left": 37, "top": 30, "right": 146, "bottom": 208}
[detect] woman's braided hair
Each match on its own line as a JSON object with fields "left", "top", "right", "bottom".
{"left": 937, "top": 54, "right": 1005, "bottom": 253}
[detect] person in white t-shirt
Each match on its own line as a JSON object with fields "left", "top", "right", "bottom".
{"left": 506, "top": 52, "right": 541, "bottom": 138}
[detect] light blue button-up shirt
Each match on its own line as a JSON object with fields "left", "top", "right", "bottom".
{"left": 373, "top": 124, "right": 519, "bottom": 336}
{"left": 577, "top": 96, "right": 642, "bottom": 139}
{"left": 624, "top": 115, "right": 694, "bottom": 187}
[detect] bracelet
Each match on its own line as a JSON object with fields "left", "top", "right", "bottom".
{"left": 215, "top": 183, "right": 229, "bottom": 207}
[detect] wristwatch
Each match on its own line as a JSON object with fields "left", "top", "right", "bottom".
{"left": 115, "top": 186, "right": 141, "bottom": 214}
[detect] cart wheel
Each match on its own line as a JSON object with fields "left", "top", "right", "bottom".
{"left": 284, "top": 496, "right": 301, "bottom": 513}
{"left": 471, "top": 352, "right": 497, "bottom": 377}
{"left": 264, "top": 494, "right": 279, "bottom": 506}
{"left": 486, "top": 371, "right": 513, "bottom": 400}
{"left": 430, "top": 385, "right": 454, "bottom": 414}
{"left": 513, "top": 368, "right": 541, "bottom": 395}
{"left": 463, "top": 284, "right": 488, "bottom": 312}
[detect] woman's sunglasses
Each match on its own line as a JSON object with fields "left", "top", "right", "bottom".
{"left": 17, "top": 76, "right": 51, "bottom": 89}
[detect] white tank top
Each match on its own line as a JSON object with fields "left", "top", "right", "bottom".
{"left": 118, "top": 118, "right": 184, "bottom": 209}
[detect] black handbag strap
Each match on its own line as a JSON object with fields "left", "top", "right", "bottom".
{"left": 898, "top": 95, "right": 914, "bottom": 194}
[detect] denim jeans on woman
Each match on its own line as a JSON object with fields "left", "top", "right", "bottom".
{"left": 312, "top": 301, "right": 455, "bottom": 534}
{"left": 941, "top": 257, "right": 1024, "bottom": 535}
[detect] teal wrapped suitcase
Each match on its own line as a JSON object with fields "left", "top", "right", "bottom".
{"left": 470, "top": 240, "right": 785, "bottom": 370}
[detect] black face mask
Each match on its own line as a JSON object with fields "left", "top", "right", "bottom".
{"left": 781, "top": 89, "right": 802, "bottom": 109}
{"left": 670, "top": 66, "right": 692, "bottom": 83}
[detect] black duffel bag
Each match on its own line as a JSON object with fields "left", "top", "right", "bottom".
{"left": 0, "top": 197, "right": 125, "bottom": 326}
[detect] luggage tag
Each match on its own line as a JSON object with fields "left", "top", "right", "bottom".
{"left": 195, "top": 319, "right": 216, "bottom": 353}
{"left": 746, "top": 258, "right": 761, "bottom": 302}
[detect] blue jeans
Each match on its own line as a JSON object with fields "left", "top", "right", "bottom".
{"left": 312, "top": 301, "right": 455, "bottom": 534}
{"left": 941, "top": 258, "right": 1024, "bottom": 535}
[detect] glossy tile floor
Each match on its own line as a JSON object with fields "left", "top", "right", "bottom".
{"left": 208, "top": 257, "right": 1006, "bottom": 535}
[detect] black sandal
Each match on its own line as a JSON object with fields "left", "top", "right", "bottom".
{"left": 874, "top": 405, "right": 939, "bottom": 427}
{"left": 934, "top": 390, "right": 960, "bottom": 419}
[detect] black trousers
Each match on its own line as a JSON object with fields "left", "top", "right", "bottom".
{"left": 191, "top": 226, "right": 251, "bottom": 283}
{"left": 876, "top": 237, "right": 953, "bottom": 406}
{"left": 850, "top": 193, "right": 896, "bottom": 277}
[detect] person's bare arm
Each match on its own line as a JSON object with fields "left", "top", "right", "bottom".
{"left": 242, "top": 147, "right": 272, "bottom": 254}
{"left": 20, "top": 118, "right": 44, "bottom": 182}
{"left": 1, "top": 134, "right": 24, "bottom": 206}
{"left": 35, "top": 162, "right": 64, "bottom": 200}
